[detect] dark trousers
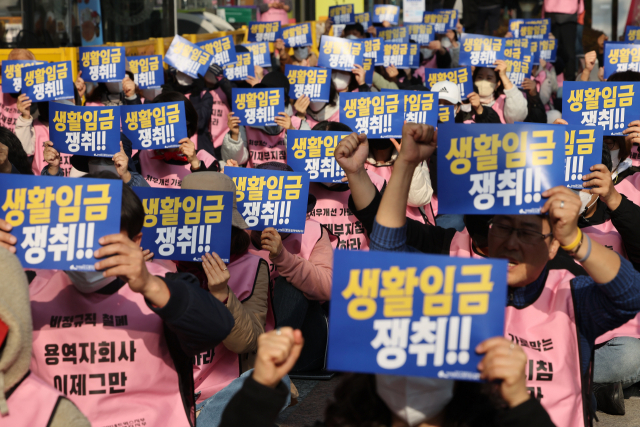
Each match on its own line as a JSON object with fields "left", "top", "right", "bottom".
{"left": 475, "top": 6, "right": 501, "bottom": 36}
{"left": 273, "top": 277, "right": 328, "bottom": 373}
{"left": 551, "top": 19, "right": 577, "bottom": 81}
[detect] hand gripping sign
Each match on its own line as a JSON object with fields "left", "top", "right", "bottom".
{"left": 224, "top": 167, "right": 310, "bottom": 233}
{"left": 0, "top": 175, "right": 123, "bottom": 271}
{"left": 437, "top": 123, "right": 566, "bottom": 215}
{"left": 22, "top": 61, "right": 75, "bottom": 102}
{"left": 133, "top": 186, "right": 233, "bottom": 262}
{"left": 50, "top": 103, "right": 120, "bottom": 157}
{"left": 287, "top": 130, "right": 351, "bottom": 182}
{"left": 327, "top": 250, "right": 507, "bottom": 380}
{"left": 79, "top": 46, "right": 126, "bottom": 83}
{"left": 126, "top": 55, "right": 164, "bottom": 89}
{"left": 121, "top": 101, "right": 188, "bottom": 150}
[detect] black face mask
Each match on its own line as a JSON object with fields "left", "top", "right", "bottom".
{"left": 369, "top": 139, "right": 393, "bottom": 150}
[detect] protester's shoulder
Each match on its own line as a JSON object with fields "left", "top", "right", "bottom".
{"left": 164, "top": 271, "right": 201, "bottom": 287}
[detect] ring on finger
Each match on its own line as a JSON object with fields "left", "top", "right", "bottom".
{"left": 560, "top": 200, "right": 565, "bottom": 209}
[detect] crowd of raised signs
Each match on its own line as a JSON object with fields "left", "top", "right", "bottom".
{"left": 4, "top": 1, "right": 640, "bottom": 426}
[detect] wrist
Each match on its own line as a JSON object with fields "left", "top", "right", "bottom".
{"left": 141, "top": 275, "right": 171, "bottom": 308}
{"left": 190, "top": 159, "right": 201, "bottom": 170}
{"left": 209, "top": 284, "right": 229, "bottom": 302}
{"left": 0, "top": 161, "right": 12, "bottom": 174}
{"left": 121, "top": 170, "right": 132, "bottom": 184}
{"left": 605, "top": 192, "right": 622, "bottom": 211}
{"left": 560, "top": 228, "right": 581, "bottom": 249}
{"left": 506, "top": 389, "right": 531, "bottom": 408}
{"left": 473, "top": 105, "right": 483, "bottom": 115}
{"left": 252, "top": 371, "right": 279, "bottom": 389}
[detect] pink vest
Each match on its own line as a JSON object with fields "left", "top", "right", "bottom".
{"left": 582, "top": 220, "right": 627, "bottom": 259}
{"left": 448, "top": 228, "right": 484, "bottom": 259}
{"left": 210, "top": 88, "right": 230, "bottom": 150}
{"left": 146, "top": 259, "right": 177, "bottom": 276}
{"left": 139, "top": 149, "right": 215, "bottom": 188}
{"left": 630, "top": 145, "right": 640, "bottom": 167}
{"left": 415, "top": 56, "right": 439, "bottom": 84}
{"left": 259, "top": 0, "right": 289, "bottom": 25}
{"left": 364, "top": 163, "right": 426, "bottom": 223}
{"left": 0, "top": 92, "right": 19, "bottom": 132}
{"left": 29, "top": 271, "right": 191, "bottom": 427}
{"left": 305, "top": 109, "right": 340, "bottom": 130}
{"left": 4, "top": 372, "right": 63, "bottom": 426}
{"left": 490, "top": 94, "right": 507, "bottom": 124}
{"left": 193, "top": 253, "right": 264, "bottom": 403}
{"left": 614, "top": 172, "right": 640, "bottom": 207}
{"left": 505, "top": 269, "right": 586, "bottom": 427}
{"left": 309, "top": 170, "right": 386, "bottom": 251}
{"left": 543, "top": 0, "right": 582, "bottom": 15}
{"left": 246, "top": 116, "right": 302, "bottom": 167}
{"left": 31, "top": 120, "right": 73, "bottom": 177}
{"left": 426, "top": 193, "right": 438, "bottom": 226}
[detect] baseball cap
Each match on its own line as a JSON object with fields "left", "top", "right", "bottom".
{"left": 430, "top": 81, "right": 462, "bottom": 105}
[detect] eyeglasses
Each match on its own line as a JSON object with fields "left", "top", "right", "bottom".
{"left": 488, "top": 221, "right": 553, "bottom": 245}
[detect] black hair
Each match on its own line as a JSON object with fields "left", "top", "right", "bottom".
{"left": 606, "top": 70, "right": 640, "bottom": 82}
{"left": 463, "top": 214, "right": 493, "bottom": 249}
{"left": 472, "top": 66, "right": 505, "bottom": 98}
{"left": 84, "top": 171, "right": 144, "bottom": 239}
{"left": 602, "top": 140, "right": 613, "bottom": 172}
{"left": 230, "top": 226, "right": 250, "bottom": 256}
{"left": 150, "top": 91, "right": 198, "bottom": 138}
{"left": 37, "top": 86, "right": 82, "bottom": 124}
{"left": 0, "top": 126, "right": 33, "bottom": 174}
{"left": 312, "top": 121, "right": 353, "bottom": 132}
{"left": 343, "top": 23, "right": 365, "bottom": 37}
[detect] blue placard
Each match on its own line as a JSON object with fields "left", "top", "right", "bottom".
{"left": 408, "top": 43, "right": 420, "bottom": 68}
{"left": 329, "top": 4, "right": 355, "bottom": 25}
{"left": 22, "top": 61, "right": 75, "bottom": 102}
{"left": 363, "top": 57, "right": 375, "bottom": 85}
{"left": 164, "top": 35, "right": 211, "bottom": 78}
{"left": 407, "top": 24, "right": 435, "bottom": 45}
{"left": 280, "top": 23, "right": 313, "bottom": 48}
{"left": 341, "top": 92, "right": 403, "bottom": 138}
{"left": 604, "top": 42, "right": 640, "bottom": 79}
{"left": 509, "top": 19, "right": 550, "bottom": 38}
{"left": 504, "top": 43, "right": 531, "bottom": 62}
{"left": 285, "top": 65, "right": 331, "bottom": 102}
{"left": 459, "top": 34, "right": 505, "bottom": 68}
{"left": 538, "top": 39, "right": 557, "bottom": 62}
{"left": 363, "top": 38, "right": 383, "bottom": 66}
{"left": 224, "top": 168, "right": 310, "bottom": 233}
{"left": 373, "top": 5, "right": 400, "bottom": 25}
{"left": 422, "top": 12, "right": 451, "bottom": 33}
{"left": 437, "top": 123, "right": 565, "bottom": 214}
{"left": 223, "top": 52, "right": 255, "bottom": 81}
{"left": 435, "top": 8, "right": 459, "bottom": 29}
{"left": 287, "top": 130, "right": 350, "bottom": 182}
{"left": 1, "top": 60, "right": 46, "bottom": 93}
{"left": 49, "top": 103, "right": 120, "bottom": 157}
{"left": 505, "top": 56, "right": 532, "bottom": 88}
{"left": 424, "top": 67, "right": 472, "bottom": 99}
{"left": 519, "top": 22, "right": 550, "bottom": 39}
{"left": 382, "top": 88, "right": 439, "bottom": 126}
{"left": 248, "top": 21, "right": 281, "bottom": 42}
{"left": 563, "top": 125, "right": 604, "bottom": 189}
{"left": 196, "top": 36, "right": 237, "bottom": 67}
{"left": 127, "top": 55, "right": 164, "bottom": 89}
{"left": 382, "top": 42, "right": 411, "bottom": 68}
{"left": 327, "top": 250, "right": 508, "bottom": 380}
{"left": 243, "top": 42, "right": 272, "bottom": 68}
{"left": 438, "top": 105, "right": 456, "bottom": 123}
{"left": 527, "top": 39, "right": 541, "bottom": 64}
{"left": 134, "top": 186, "right": 232, "bottom": 262}
{"left": 232, "top": 87, "right": 285, "bottom": 127}
{"left": 378, "top": 27, "right": 409, "bottom": 43}
{"left": 121, "top": 101, "right": 188, "bottom": 150}
{"left": 79, "top": 46, "right": 125, "bottom": 83}
{"left": 562, "top": 81, "right": 640, "bottom": 136}
{"left": 0, "top": 175, "right": 123, "bottom": 271}
{"left": 318, "top": 35, "right": 364, "bottom": 71}
{"left": 625, "top": 26, "right": 640, "bottom": 42}
{"left": 355, "top": 12, "right": 370, "bottom": 30}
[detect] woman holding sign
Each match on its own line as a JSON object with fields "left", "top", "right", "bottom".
{"left": 473, "top": 61, "right": 528, "bottom": 124}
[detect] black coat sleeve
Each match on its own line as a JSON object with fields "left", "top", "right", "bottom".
{"left": 123, "top": 95, "right": 142, "bottom": 105}
{"left": 218, "top": 78, "right": 233, "bottom": 109}
{"left": 474, "top": 105, "right": 502, "bottom": 123}
{"left": 610, "top": 195, "right": 640, "bottom": 271}
{"left": 436, "top": 48, "right": 452, "bottom": 69}
{"left": 147, "top": 272, "right": 234, "bottom": 356}
{"left": 219, "top": 375, "right": 289, "bottom": 427}
{"left": 524, "top": 93, "right": 547, "bottom": 124}
{"left": 498, "top": 397, "right": 556, "bottom": 427}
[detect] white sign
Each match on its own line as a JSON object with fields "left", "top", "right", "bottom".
{"left": 403, "top": 0, "right": 425, "bottom": 23}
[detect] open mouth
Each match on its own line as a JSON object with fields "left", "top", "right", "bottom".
{"left": 506, "top": 258, "right": 519, "bottom": 271}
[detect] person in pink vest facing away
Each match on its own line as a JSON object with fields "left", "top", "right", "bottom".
{"left": 0, "top": 171, "right": 235, "bottom": 427}
{"left": 0, "top": 247, "right": 90, "bottom": 427}
{"left": 223, "top": 71, "right": 302, "bottom": 167}
{"left": 0, "top": 49, "right": 35, "bottom": 132}
{"left": 248, "top": 161, "right": 335, "bottom": 374}
{"left": 473, "top": 61, "right": 528, "bottom": 124}
{"left": 307, "top": 121, "right": 386, "bottom": 251}
{"left": 203, "top": 63, "right": 235, "bottom": 160}
{"left": 544, "top": 0, "right": 584, "bottom": 81}
{"left": 129, "top": 91, "right": 219, "bottom": 188}
{"left": 362, "top": 122, "right": 640, "bottom": 427}
{"left": 169, "top": 172, "right": 272, "bottom": 425}
{"left": 257, "top": 0, "right": 290, "bottom": 26}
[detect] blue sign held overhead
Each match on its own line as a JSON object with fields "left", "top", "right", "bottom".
{"left": 280, "top": 23, "right": 313, "bottom": 48}
{"left": 223, "top": 52, "right": 255, "bottom": 81}
{"left": 79, "top": 46, "right": 126, "bottom": 82}
{"left": 355, "top": 12, "right": 370, "bottom": 30}
{"left": 363, "top": 38, "right": 383, "bottom": 66}
{"left": 373, "top": 5, "right": 400, "bottom": 25}
{"left": 285, "top": 65, "right": 331, "bottom": 102}
{"left": 121, "top": 101, "right": 188, "bottom": 150}
{"left": 329, "top": 4, "right": 355, "bottom": 25}
{"left": 625, "top": 26, "right": 640, "bottom": 42}
{"left": 459, "top": 34, "right": 506, "bottom": 68}
{"left": 224, "top": 168, "right": 310, "bottom": 233}
{"left": 243, "top": 42, "right": 272, "bottom": 68}
{"left": 563, "top": 125, "right": 604, "bottom": 190}
{"left": 327, "top": 250, "right": 508, "bottom": 380}
{"left": 232, "top": 87, "right": 285, "bottom": 127}
{"left": 509, "top": 19, "right": 550, "bottom": 38}
{"left": 196, "top": 36, "right": 238, "bottom": 67}
{"left": 164, "top": 35, "right": 211, "bottom": 78}
{"left": 341, "top": 92, "right": 404, "bottom": 138}
{"left": 378, "top": 27, "right": 409, "bottom": 43}
{"left": 287, "top": 130, "right": 351, "bottom": 183}
{"left": 127, "top": 55, "right": 164, "bottom": 89}
{"left": 603, "top": 42, "right": 640, "bottom": 79}
{"left": 248, "top": 21, "right": 281, "bottom": 42}
{"left": 382, "top": 42, "right": 411, "bottom": 68}
{"left": 424, "top": 67, "right": 473, "bottom": 99}
{"left": 134, "top": 186, "right": 233, "bottom": 262}
{"left": 437, "top": 123, "right": 566, "bottom": 215}
{"left": 22, "top": 61, "right": 75, "bottom": 102}
{"left": 382, "top": 89, "right": 439, "bottom": 127}
{"left": 422, "top": 12, "right": 450, "bottom": 33}
{"left": 1, "top": 60, "right": 46, "bottom": 93}
{"left": 407, "top": 24, "right": 435, "bottom": 45}
{"left": 438, "top": 105, "right": 456, "bottom": 123}
{"left": 318, "top": 35, "right": 364, "bottom": 71}
{"left": 0, "top": 175, "right": 123, "bottom": 271}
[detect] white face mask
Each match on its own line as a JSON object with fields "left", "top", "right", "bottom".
{"left": 345, "top": 34, "right": 359, "bottom": 40}
{"left": 572, "top": 189, "right": 595, "bottom": 215}
{"left": 475, "top": 79, "right": 496, "bottom": 98}
{"left": 421, "top": 48, "right": 433, "bottom": 59}
{"left": 105, "top": 81, "right": 122, "bottom": 94}
{"left": 176, "top": 72, "right": 193, "bottom": 86}
{"left": 66, "top": 270, "right": 114, "bottom": 293}
{"left": 376, "top": 375, "right": 454, "bottom": 426}
{"left": 610, "top": 149, "right": 620, "bottom": 171}
{"left": 332, "top": 71, "right": 351, "bottom": 91}
{"left": 294, "top": 47, "right": 310, "bottom": 61}
{"left": 309, "top": 100, "right": 326, "bottom": 111}
{"left": 441, "top": 37, "right": 452, "bottom": 49}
